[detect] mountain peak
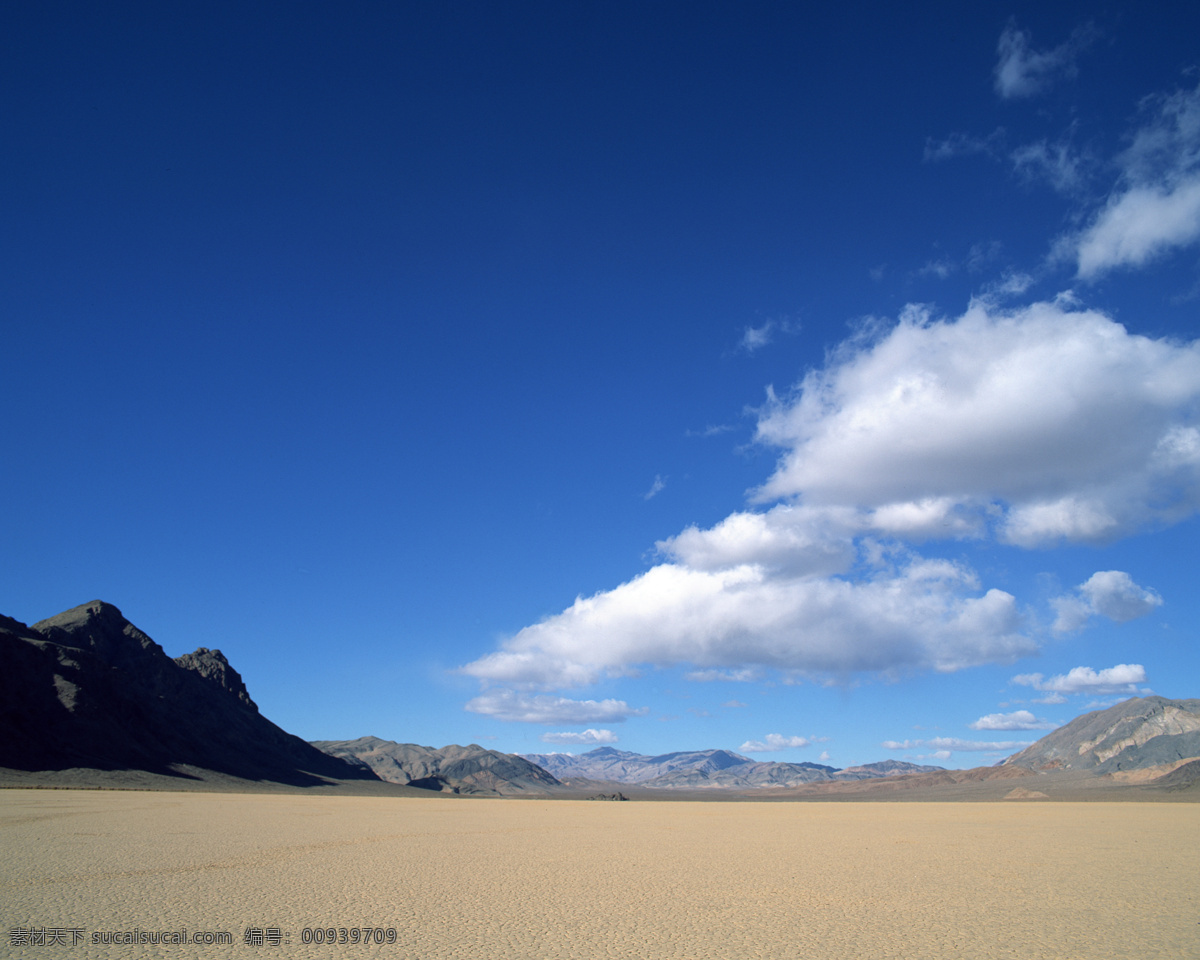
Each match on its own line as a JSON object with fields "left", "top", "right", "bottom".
{"left": 31, "top": 600, "right": 162, "bottom": 668}
{"left": 33, "top": 599, "right": 128, "bottom": 632}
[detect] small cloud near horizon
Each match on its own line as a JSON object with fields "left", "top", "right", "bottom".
{"left": 969, "top": 709, "right": 1057, "bottom": 731}
{"left": 739, "top": 733, "right": 812, "bottom": 753}
{"left": 540, "top": 728, "right": 618, "bottom": 746}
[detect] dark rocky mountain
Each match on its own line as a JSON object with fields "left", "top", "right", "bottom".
{"left": 1003, "top": 696, "right": 1200, "bottom": 777}
{"left": 312, "top": 736, "right": 564, "bottom": 795}
{"left": 0, "top": 601, "right": 379, "bottom": 787}
{"left": 519, "top": 746, "right": 942, "bottom": 789}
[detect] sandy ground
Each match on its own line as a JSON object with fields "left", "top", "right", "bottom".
{"left": 2, "top": 791, "right": 1197, "bottom": 960}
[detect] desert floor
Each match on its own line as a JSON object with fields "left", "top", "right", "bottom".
{"left": 1, "top": 790, "right": 1196, "bottom": 960}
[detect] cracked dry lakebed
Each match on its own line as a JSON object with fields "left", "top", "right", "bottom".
{"left": 1, "top": 791, "right": 1197, "bottom": 960}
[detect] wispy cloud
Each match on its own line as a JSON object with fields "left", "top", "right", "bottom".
{"left": 993, "top": 22, "right": 1095, "bottom": 100}
{"left": 685, "top": 667, "right": 762, "bottom": 683}
{"left": 736, "top": 318, "right": 800, "bottom": 355}
{"left": 685, "top": 423, "right": 736, "bottom": 438}
{"left": 1011, "top": 137, "right": 1091, "bottom": 195}
{"left": 643, "top": 474, "right": 667, "bottom": 500}
{"left": 917, "top": 258, "right": 955, "bottom": 280}
{"left": 923, "top": 129, "right": 1004, "bottom": 163}
{"left": 883, "top": 737, "right": 1034, "bottom": 753}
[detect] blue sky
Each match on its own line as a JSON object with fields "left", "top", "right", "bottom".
{"left": 5, "top": 2, "right": 1200, "bottom": 769}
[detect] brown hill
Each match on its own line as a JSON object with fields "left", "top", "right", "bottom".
{"left": 1003, "top": 696, "right": 1200, "bottom": 774}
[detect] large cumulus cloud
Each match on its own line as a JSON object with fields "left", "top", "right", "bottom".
{"left": 753, "top": 301, "right": 1200, "bottom": 546}
{"left": 462, "top": 300, "right": 1197, "bottom": 697}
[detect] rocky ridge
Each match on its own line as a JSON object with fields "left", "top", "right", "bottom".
{"left": 0, "top": 601, "right": 378, "bottom": 786}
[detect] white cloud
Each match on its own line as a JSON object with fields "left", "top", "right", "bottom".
{"left": 461, "top": 556, "right": 1031, "bottom": 689}
{"left": 540, "top": 728, "right": 618, "bottom": 746}
{"left": 462, "top": 298, "right": 1200, "bottom": 706}
{"left": 1051, "top": 570, "right": 1163, "bottom": 633}
{"left": 969, "top": 710, "right": 1057, "bottom": 731}
{"left": 661, "top": 505, "right": 857, "bottom": 576}
{"left": 1071, "top": 82, "right": 1200, "bottom": 278}
{"left": 1076, "top": 180, "right": 1200, "bottom": 278}
{"left": 464, "top": 690, "right": 648, "bottom": 724}
{"left": 1012, "top": 663, "right": 1148, "bottom": 695}
{"left": 739, "top": 734, "right": 812, "bottom": 753}
{"left": 1081, "top": 571, "right": 1164, "bottom": 621}
{"left": 643, "top": 475, "right": 667, "bottom": 500}
{"left": 994, "top": 23, "right": 1093, "bottom": 100}
{"left": 753, "top": 300, "right": 1200, "bottom": 546}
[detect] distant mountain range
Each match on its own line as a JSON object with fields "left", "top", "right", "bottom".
{"left": 3, "top": 600, "right": 1198, "bottom": 797}
{"left": 519, "top": 747, "right": 944, "bottom": 789}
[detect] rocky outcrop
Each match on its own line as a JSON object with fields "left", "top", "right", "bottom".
{"left": 174, "top": 648, "right": 256, "bottom": 709}
{"left": 1004, "top": 787, "right": 1048, "bottom": 799}
{"left": 312, "top": 736, "right": 564, "bottom": 795}
{"left": 836, "top": 760, "right": 946, "bottom": 779}
{"left": 1003, "top": 697, "right": 1200, "bottom": 774}
{"left": 0, "top": 601, "right": 379, "bottom": 786}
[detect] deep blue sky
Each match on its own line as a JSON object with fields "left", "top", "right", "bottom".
{"left": 5, "top": 2, "right": 1200, "bottom": 767}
